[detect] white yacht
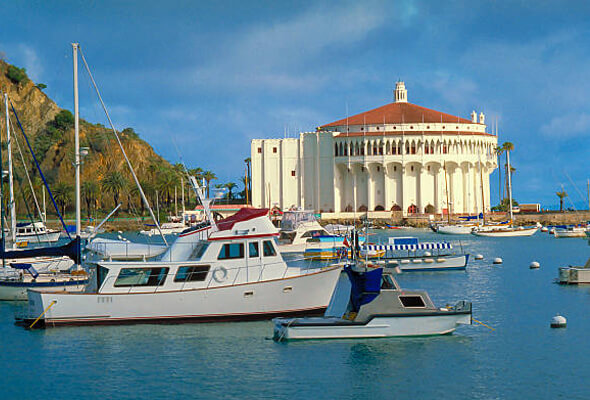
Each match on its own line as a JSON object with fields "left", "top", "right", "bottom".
{"left": 15, "top": 221, "right": 61, "bottom": 244}
{"left": 273, "top": 264, "right": 472, "bottom": 341}
{"left": 22, "top": 208, "right": 342, "bottom": 327}
{"left": 278, "top": 210, "right": 343, "bottom": 253}
{"left": 553, "top": 226, "right": 587, "bottom": 238}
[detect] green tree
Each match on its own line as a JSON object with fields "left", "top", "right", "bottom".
{"left": 101, "top": 171, "right": 127, "bottom": 206}
{"left": 6, "top": 65, "right": 28, "bottom": 84}
{"left": 53, "top": 182, "right": 73, "bottom": 216}
{"left": 556, "top": 190, "right": 568, "bottom": 212}
{"left": 501, "top": 142, "right": 515, "bottom": 199}
{"left": 81, "top": 181, "right": 99, "bottom": 219}
{"left": 203, "top": 171, "right": 217, "bottom": 198}
{"left": 244, "top": 157, "right": 251, "bottom": 204}
{"left": 35, "top": 83, "right": 47, "bottom": 90}
{"left": 225, "top": 182, "right": 237, "bottom": 202}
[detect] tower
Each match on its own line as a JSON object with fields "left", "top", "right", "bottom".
{"left": 394, "top": 81, "right": 408, "bottom": 103}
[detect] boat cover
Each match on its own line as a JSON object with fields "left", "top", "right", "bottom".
{"left": 344, "top": 266, "right": 382, "bottom": 312}
{"left": 364, "top": 242, "right": 452, "bottom": 251}
{"left": 1, "top": 237, "right": 81, "bottom": 264}
{"left": 216, "top": 208, "right": 269, "bottom": 232}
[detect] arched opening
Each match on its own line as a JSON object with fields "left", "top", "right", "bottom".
{"left": 407, "top": 204, "right": 418, "bottom": 214}
{"left": 334, "top": 143, "right": 338, "bottom": 156}
{"left": 424, "top": 204, "right": 435, "bottom": 214}
{"left": 374, "top": 205, "right": 385, "bottom": 211}
{"left": 391, "top": 204, "right": 402, "bottom": 212}
{"left": 344, "top": 204, "right": 353, "bottom": 212}
{"left": 358, "top": 205, "right": 368, "bottom": 212}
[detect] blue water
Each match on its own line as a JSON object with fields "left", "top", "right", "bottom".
{"left": 1, "top": 230, "right": 589, "bottom": 399}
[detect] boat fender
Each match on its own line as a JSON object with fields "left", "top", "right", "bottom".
{"left": 213, "top": 267, "right": 228, "bottom": 283}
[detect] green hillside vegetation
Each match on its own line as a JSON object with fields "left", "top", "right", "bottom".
{"left": 0, "top": 58, "right": 230, "bottom": 225}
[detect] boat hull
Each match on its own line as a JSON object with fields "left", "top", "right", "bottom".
{"left": 558, "top": 266, "right": 590, "bottom": 284}
{"left": 436, "top": 225, "right": 476, "bottom": 235}
{"left": 472, "top": 227, "right": 538, "bottom": 237}
{"left": 554, "top": 229, "right": 586, "bottom": 238}
{"left": 16, "top": 231, "right": 61, "bottom": 244}
{"left": 25, "top": 266, "right": 342, "bottom": 327}
{"left": 387, "top": 254, "right": 468, "bottom": 271}
{"left": 273, "top": 312, "right": 472, "bottom": 340}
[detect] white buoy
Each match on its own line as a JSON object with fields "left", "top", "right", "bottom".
{"left": 117, "top": 235, "right": 124, "bottom": 241}
{"left": 541, "top": 226, "right": 548, "bottom": 233}
{"left": 475, "top": 254, "right": 484, "bottom": 260}
{"left": 530, "top": 261, "right": 540, "bottom": 269}
{"left": 424, "top": 251, "right": 432, "bottom": 257}
{"left": 550, "top": 315, "right": 567, "bottom": 328}
{"left": 493, "top": 257, "right": 503, "bottom": 264}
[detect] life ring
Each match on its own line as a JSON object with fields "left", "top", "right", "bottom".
{"left": 213, "top": 267, "right": 228, "bottom": 283}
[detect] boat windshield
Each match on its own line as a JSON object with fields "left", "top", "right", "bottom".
{"left": 188, "top": 241, "right": 209, "bottom": 261}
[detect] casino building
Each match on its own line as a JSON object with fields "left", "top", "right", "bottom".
{"left": 251, "top": 82, "right": 498, "bottom": 216}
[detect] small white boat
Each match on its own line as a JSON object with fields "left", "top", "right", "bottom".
{"left": 278, "top": 210, "right": 344, "bottom": 254}
{"left": 553, "top": 226, "right": 587, "bottom": 238}
{"left": 0, "top": 267, "right": 87, "bottom": 301}
{"left": 140, "top": 222, "right": 189, "bottom": 236}
{"left": 558, "top": 257, "right": 590, "bottom": 284}
{"left": 273, "top": 265, "right": 472, "bottom": 341}
{"left": 436, "top": 224, "right": 477, "bottom": 235}
{"left": 362, "top": 237, "right": 468, "bottom": 271}
{"left": 471, "top": 225, "right": 539, "bottom": 237}
{"left": 15, "top": 221, "right": 61, "bottom": 244}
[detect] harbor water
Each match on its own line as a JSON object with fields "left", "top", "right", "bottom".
{"left": 1, "top": 230, "right": 589, "bottom": 399}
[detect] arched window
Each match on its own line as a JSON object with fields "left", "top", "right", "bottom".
{"left": 334, "top": 143, "right": 339, "bottom": 156}
{"left": 373, "top": 142, "right": 378, "bottom": 155}
{"left": 405, "top": 141, "right": 410, "bottom": 154}
{"left": 386, "top": 141, "right": 391, "bottom": 155}
{"left": 411, "top": 141, "right": 417, "bottom": 155}
{"left": 442, "top": 142, "right": 448, "bottom": 154}
{"left": 360, "top": 142, "right": 365, "bottom": 156}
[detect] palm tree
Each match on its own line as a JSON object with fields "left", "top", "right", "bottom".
{"left": 495, "top": 145, "right": 504, "bottom": 203}
{"left": 101, "top": 170, "right": 127, "bottom": 206}
{"left": 556, "top": 190, "right": 568, "bottom": 212}
{"left": 244, "top": 157, "right": 251, "bottom": 204}
{"left": 53, "top": 182, "right": 73, "bottom": 216}
{"left": 225, "top": 182, "right": 237, "bottom": 202}
{"left": 502, "top": 142, "right": 514, "bottom": 199}
{"left": 81, "top": 181, "right": 99, "bottom": 220}
{"left": 203, "top": 171, "right": 217, "bottom": 198}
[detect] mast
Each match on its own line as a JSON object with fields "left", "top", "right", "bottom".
{"left": 181, "top": 176, "right": 185, "bottom": 214}
{"left": 506, "top": 149, "right": 514, "bottom": 225}
{"left": 73, "top": 43, "right": 81, "bottom": 238}
{"left": 5, "top": 94, "right": 15, "bottom": 244}
{"left": 1, "top": 94, "right": 6, "bottom": 266}
{"left": 443, "top": 161, "right": 451, "bottom": 224}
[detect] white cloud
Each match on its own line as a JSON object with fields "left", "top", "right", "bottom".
{"left": 190, "top": 1, "right": 401, "bottom": 93}
{"left": 540, "top": 113, "right": 590, "bottom": 138}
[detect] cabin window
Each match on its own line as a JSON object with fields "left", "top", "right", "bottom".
{"left": 399, "top": 295, "right": 426, "bottom": 308}
{"left": 218, "top": 243, "right": 244, "bottom": 260}
{"left": 249, "top": 242, "right": 259, "bottom": 258}
{"left": 114, "top": 267, "right": 169, "bottom": 287}
{"left": 174, "top": 265, "right": 211, "bottom": 282}
{"left": 381, "top": 274, "right": 396, "bottom": 289}
{"left": 263, "top": 240, "right": 277, "bottom": 257}
{"left": 97, "top": 265, "right": 110, "bottom": 289}
{"left": 188, "top": 242, "right": 209, "bottom": 260}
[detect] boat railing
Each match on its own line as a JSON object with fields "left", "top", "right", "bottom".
{"left": 100, "top": 258, "right": 322, "bottom": 293}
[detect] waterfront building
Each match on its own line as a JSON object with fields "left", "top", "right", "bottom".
{"left": 251, "top": 82, "right": 498, "bottom": 216}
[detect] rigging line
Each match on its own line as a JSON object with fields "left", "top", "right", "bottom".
{"left": 78, "top": 47, "right": 167, "bottom": 246}
{"left": 9, "top": 101, "right": 71, "bottom": 239}
{"left": 11, "top": 163, "right": 44, "bottom": 244}
{"left": 8, "top": 114, "right": 44, "bottom": 225}
{"left": 562, "top": 171, "right": 586, "bottom": 205}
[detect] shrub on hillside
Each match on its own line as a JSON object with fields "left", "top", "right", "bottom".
{"left": 6, "top": 65, "right": 28, "bottom": 84}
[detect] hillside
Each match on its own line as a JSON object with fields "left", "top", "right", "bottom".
{"left": 0, "top": 59, "right": 184, "bottom": 221}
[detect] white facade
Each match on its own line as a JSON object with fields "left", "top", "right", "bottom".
{"left": 252, "top": 83, "right": 498, "bottom": 216}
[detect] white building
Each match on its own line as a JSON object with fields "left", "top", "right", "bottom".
{"left": 251, "top": 82, "right": 498, "bottom": 216}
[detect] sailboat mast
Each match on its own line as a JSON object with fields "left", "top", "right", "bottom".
{"left": 73, "top": 43, "right": 81, "bottom": 238}
{"left": 1, "top": 94, "right": 7, "bottom": 265}
{"left": 5, "top": 94, "right": 15, "bottom": 244}
{"left": 444, "top": 162, "right": 450, "bottom": 224}
{"left": 506, "top": 149, "right": 514, "bottom": 224}
{"left": 479, "top": 151, "right": 486, "bottom": 226}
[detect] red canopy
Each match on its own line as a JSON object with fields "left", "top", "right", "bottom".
{"left": 216, "top": 208, "right": 269, "bottom": 232}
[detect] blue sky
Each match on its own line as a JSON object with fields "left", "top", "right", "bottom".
{"left": 2, "top": 0, "right": 590, "bottom": 209}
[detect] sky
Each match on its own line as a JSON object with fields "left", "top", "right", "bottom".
{"left": 2, "top": 0, "right": 590, "bottom": 209}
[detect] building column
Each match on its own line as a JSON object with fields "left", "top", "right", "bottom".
{"left": 384, "top": 163, "right": 391, "bottom": 210}
{"left": 367, "top": 164, "right": 374, "bottom": 211}
{"left": 419, "top": 164, "right": 426, "bottom": 212}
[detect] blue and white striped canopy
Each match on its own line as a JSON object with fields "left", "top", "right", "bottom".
{"left": 363, "top": 242, "right": 452, "bottom": 251}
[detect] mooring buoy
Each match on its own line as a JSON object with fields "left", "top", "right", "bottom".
{"left": 530, "top": 261, "right": 540, "bottom": 269}
{"left": 550, "top": 315, "right": 567, "bottom": 328}
{"left": 493, "top": 257, "right": 503, "bottom": 264}
{"left": 475, "top": 254, "right": 484, "bottom": 260}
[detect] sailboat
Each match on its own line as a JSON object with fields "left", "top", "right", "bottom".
{"left": 0, "top": 86, "right": 88, "bottom": 300}
{"left": 471, "top": 148, "right": 538, "bottom": 237}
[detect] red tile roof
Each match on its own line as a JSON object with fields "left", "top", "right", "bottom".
{"left": 321, "top": 101, "right": 474, "bottom": 128}
{"left": 336, "top": 130, "right": 494, "bottom": 138}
